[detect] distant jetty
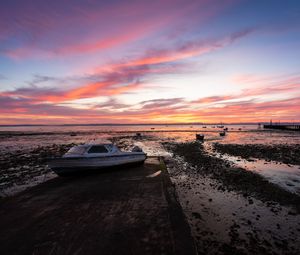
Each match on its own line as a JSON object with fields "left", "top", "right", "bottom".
{"left": 263, "top": 124, "right": 300, "bottom": 131}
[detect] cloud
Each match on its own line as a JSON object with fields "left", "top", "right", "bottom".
{"left": 113, "top": 27, "right": 255, "bottom": 69}
{"left": 1, "top": 92, "right": 300, "bottom": 124}
{"left": 1, "top": 2, "right": 296, "bottom": 125}
{"left": 2, "top": 28, "right": 252, "bottom": 102}
{"left": 228, "top": 28, "right": 256, "bottom": 43}
{"left": 191, "top": 96, "right": 237, "bottom": 104}
{"left": 140, "top": 98, "right": 185, "bottom": 109}
{"left": 2, "top": 70, "right": 299, "bottom": 124}
{"left": 93, "top": 98, "right": 129, "bottom": 110}
{"left": 234, "top": 74, "right": 300, "bottom": 97}
{"left": 1, "top": 0, "right": 226, "bottom": 59}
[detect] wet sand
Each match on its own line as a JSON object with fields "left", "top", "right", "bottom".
{"left": 0, "top": 144, "right": 75, "bottom": 195}
{"left": 1, "top": 131, "right": 300, "bottom": 254}
{"left": 164, "top": 142, "right": 300, "bottom": 255}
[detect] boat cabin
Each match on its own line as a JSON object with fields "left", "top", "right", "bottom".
{"left": 64, "top": 143, "right": 119, "bottom": 157}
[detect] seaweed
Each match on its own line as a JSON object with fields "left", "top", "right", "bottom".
{"left": 214, "top": 143, "right": 300, "bottom": 165}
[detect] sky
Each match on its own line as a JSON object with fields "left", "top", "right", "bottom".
{"left": 0, "top": 0, "right": 300, "bottom": 124}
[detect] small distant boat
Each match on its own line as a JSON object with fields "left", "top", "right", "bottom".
{"left": 217, "top": 125, "right": 224, "bottom": 128}
{"left": 219, "top": 131, "right": 226, "bottom": 136}
{"left": 202, "top": 126, "right": 207, "bottom": 128}
{"left": 224, "top": 127, "right": 228, "bottom": 131}
{"left": 48, "top": 141, "right": 147, "bottom": 176}
{"left": 196, "top": 134, "right": 204, "bottom": 141}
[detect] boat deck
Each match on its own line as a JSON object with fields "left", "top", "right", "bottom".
{"left": 0, "top": 157, "right": 196, "bottom": 255}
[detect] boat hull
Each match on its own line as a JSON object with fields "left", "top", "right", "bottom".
{"left": 48, "top": 154, "right": 147, "bottom": 176}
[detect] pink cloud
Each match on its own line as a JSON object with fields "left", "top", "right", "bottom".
{"left": 1, "top": 0, "right": 230, "bottom": 59}
{"left": 1, "top": 28, "right": 254, "bottom": 105}
{"left": 238, "top": 75, "right": 300, "bottom": 97}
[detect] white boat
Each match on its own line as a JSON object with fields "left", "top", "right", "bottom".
{"left": 48, "top": 142, "right": 147, "bottom": 176}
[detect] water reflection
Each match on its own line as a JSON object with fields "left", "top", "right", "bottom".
{"left": 208, "top": 145, "right": 300, "bottom": 195}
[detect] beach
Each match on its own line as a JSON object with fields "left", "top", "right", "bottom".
{"left": 1, "top": 124, "right": 300, "bottom": 254}
{"left": 3, "top": 0, "right": 300, "bottom": 254}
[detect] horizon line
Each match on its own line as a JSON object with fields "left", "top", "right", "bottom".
{"left": 1, "top": 122, "right": 300, "bottom": 127}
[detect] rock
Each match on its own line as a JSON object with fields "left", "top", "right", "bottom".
{"left": 288, "top": 210, "right": 297, "bottom": 216}
{"left": 192, "top": 212, "right": 202, "bottom": 220}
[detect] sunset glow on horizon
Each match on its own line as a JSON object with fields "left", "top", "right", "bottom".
{"left": 1, "top": 0, "right": 300, "bottom": 124}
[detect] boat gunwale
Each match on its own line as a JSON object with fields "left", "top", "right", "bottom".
{"left": 48, "top": 153, "right": 147, "bottom": 161}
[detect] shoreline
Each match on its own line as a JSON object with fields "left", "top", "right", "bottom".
{"left": 165, "top": 142, "right": 300, "bottom": 212}
{"left": 0, "top": 129, "right": 276, "bottom": 138}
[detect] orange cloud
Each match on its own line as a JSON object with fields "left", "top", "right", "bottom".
{"left": 2, "top": 27, "right": 255, "bottom": 106}
{"left": 120, "top": 47, "right": 215, "bottom": 67}
{"left": 1, "top": 93, "right": 299, "bottom": 125}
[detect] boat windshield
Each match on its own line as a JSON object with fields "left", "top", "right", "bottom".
{"left": 67, "top": 146, "right": 86, "bottom": 155}
{"left": 105, "top": 144, "right": 115, "bottom": 152}
{"left": 88, "top": 145, "right": 108, "bottom": 153}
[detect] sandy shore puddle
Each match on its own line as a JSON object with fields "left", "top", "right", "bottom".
{"left": 203, "top": 143, "right": 300, "bottom": 195}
